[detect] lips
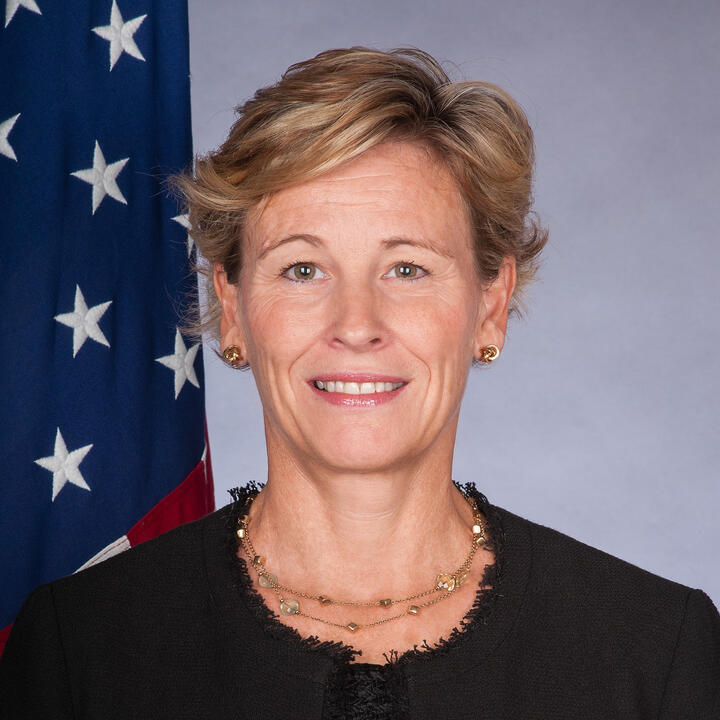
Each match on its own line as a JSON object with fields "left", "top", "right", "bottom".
{"left": 307, "top": 373, "right": 409, "bottom": 406}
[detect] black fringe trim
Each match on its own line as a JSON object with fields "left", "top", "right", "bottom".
{"left": 322, "top": 660, "right": 411, "bottom": 720}
{"left": 224, "top": 480, "right": 505, "bottom": 718}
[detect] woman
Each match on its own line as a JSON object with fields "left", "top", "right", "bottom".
{"left": 1, "top": 47, "right": 718, "bottom": 719}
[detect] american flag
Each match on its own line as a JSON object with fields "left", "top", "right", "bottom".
{"left": 0, "top": 0, "right": 213, "bottom": 654}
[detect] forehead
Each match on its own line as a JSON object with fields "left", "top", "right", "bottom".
{"left": 247, "top": 141, "right": 471, "bottom": 247}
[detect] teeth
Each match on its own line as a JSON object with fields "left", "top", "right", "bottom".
{"left": 314, "top": 380, "right": 405, "bottom": 394}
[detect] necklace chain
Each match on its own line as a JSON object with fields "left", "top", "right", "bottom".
{"left": 236, "top": 489, "right": 487, "bottom": 632}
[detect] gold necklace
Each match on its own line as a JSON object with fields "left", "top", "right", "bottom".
{"left": 236, "top": 490, "right": 487, "bottom": 633}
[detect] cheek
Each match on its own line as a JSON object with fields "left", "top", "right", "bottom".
{"left": 389, "top": 290, "right": 477, "bottom": 360}
{"left": 242, "top": 293, "right": 321, "bottom": 365}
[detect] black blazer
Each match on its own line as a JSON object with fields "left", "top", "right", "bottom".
{"left": 1, "top": 489, "right": 718, "bottom": 719}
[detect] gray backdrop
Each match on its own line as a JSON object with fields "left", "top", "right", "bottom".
{"left": 187, "top": 0, "right": 719, "bottom": 605}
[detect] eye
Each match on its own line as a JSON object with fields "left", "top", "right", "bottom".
{"left": 280, "top": 261, "right": 326, "bottom": 282}
{"left": 387, "top": 261, "right": 429, "bottom": 281}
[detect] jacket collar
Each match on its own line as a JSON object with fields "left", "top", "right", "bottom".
{"left": 202, "top": 483, "right": 531, "bottom": 692}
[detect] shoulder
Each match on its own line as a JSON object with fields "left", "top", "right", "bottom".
{"left": 0, "top": 505, "right": 238, "bottom": 715}
{"left": 0, "top": 501, "right": 285, "bottom": 717}
{"left": 494, "top": 503, "right": 697, "bottom": 609}
{"left": 492, "top": 504, "right": 720, "bottom": 714}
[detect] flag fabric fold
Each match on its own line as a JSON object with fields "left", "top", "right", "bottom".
{"left": 0, "top": 0, "right": 213, "bottom": 655}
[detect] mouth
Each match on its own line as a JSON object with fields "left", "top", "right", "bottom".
{"left": 312, "top": 379, "right": 407, "bottom": 394}
{"left": 307, "top": 373, "right": 409, "bottom": 405}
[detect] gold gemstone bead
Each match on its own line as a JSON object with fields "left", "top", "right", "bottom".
{"left": 240, "top": 514, "right": 249, "bottom": 524}
{"left": 408, "top": 605, "right": 420, "bottom": 615}
{"left": 472, "top": 524, "right": 483, "bottom": 535}
{"left": 346, "top": 623, "right": 359, "bottom": 632}
{"left": 436, "top": 573, "right": 456, "bottom": 592}
{"left": 474, "top": 535, "right": 485, "bottom": 545}
{"left": 253, "top": 555, "right": 266, "bottom": 565}
{"left": 319, "top": 595, "right": 332, "bottom": 604}
{"left": 280, "top": 598, "right": 299, "bottom": 615}
{"left": 258, "top": 572, "right": 277, "bottom": 588}
{"left": 236, "top": 528, "right": 246, "bottom": 539}
{"left": 378, "top": 598, "right": 392, "bottom": 607}
{"left": 456, "top": 569, "right": 469, "bottom": 587}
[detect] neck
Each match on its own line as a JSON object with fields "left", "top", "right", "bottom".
{"left": 243, "top": 425, "right": 476, "bottom": 602}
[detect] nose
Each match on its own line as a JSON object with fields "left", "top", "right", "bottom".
{"left": 327, "top": 278, "right": 386, "bottom": 353}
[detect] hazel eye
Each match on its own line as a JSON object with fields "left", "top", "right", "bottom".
{"left": 389, "top": 262, "right": 428, "bottom": 280}
{"left": 281, "top": 262, "right": 326, "bottom": 282}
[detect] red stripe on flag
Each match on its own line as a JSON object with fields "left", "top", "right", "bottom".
{"left": 126, "top": 420, "right": 215, "bottom": 546}
{"left": 0, "top": 624, "right": 11, "bottom": 656}
{"left": 127, "top": 459, "right": 214, "bottom": 546}
{"left": 204, "top": 421, "right": 214, "bottom": 493}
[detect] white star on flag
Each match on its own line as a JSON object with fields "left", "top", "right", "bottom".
{"left": 5, "top": 0, "right": 41, "bottom": 28}
{"left": 35, "top": 428, "right": 93, "bottom": 502}
{"left": 55, "top": 285, "right": 112, "bottom": 357}
{"left": 92, "top": 0, "right": 147, "bottom": 71}
{"left": 171, "top": 213, "right": 195, "bottom": 256}
{"left": 155, "top": 328, "right": 200, "bottom": 399}
{"left": 71, "top": 140, "right": 128, "bottom": 214}
{"left": 0, "top": 113, "right": 20, "bottom": 161}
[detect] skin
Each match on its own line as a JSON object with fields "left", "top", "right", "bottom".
{"left": 214, "top": 140, "right": 516, "bottom": 664}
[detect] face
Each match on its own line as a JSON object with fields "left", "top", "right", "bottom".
{"left": 215, "top": 141, "right": 515, "bottom": 474}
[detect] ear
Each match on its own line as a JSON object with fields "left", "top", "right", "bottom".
{"left": 213, "top": 262, "right": 246, "bottom": 351}
{"left": 474, "top": 256, "right": 517, "bottom": 356}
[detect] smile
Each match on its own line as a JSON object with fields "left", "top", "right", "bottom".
{"left": 307, "top": 376, "right": 409, "bottom": 406}
{"left": 313, "top": 380, "right": 406, "bottom": 394}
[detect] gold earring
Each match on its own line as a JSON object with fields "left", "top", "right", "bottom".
{"left": 478, "top": 344, "right": 500, "bottom": 363}
{"left": 223, "top": 345, "right": 246, "bottom": 368}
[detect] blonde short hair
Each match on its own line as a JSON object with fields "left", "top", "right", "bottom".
{"left": 172, "top": 46, "right": 548, "bottom": 340}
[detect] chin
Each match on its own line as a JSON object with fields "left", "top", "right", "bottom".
{"left": 317, "top": 454, "right": 410, "bottom": 475}
{"left": 308, "top": 434, "right": 411, "bottom": 473}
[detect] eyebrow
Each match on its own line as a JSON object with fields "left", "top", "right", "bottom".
{"left": 381, "top": 236, "right": 455, "bottom": 259}
{"left": 257, "top": 234, "right": 322, "bottom": 260}
{"left": 257, "top": 234, "right": 455, "bottom": 260}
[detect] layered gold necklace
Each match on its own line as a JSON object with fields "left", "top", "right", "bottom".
{"left": 236, "top": 490, "right": 487, "bottom": 633}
